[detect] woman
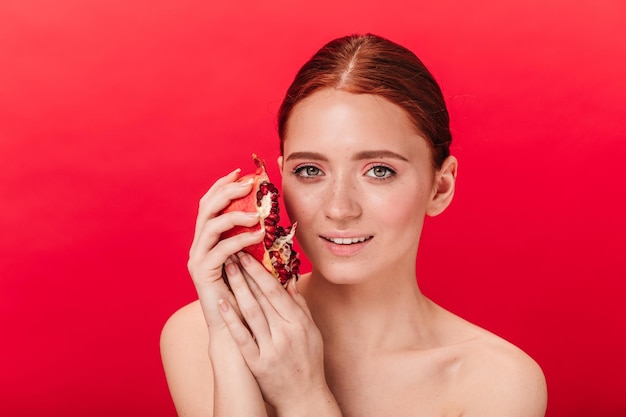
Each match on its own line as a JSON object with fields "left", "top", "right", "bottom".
{"left": 160, "top": 33, "right": 547, "bottom": 417}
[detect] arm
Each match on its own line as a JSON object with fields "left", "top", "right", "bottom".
{"left": 160, "top": 301, "right": 213, "bottom": 417}
{"left": 160, "top": 301, "right": 270, "bottom": 417}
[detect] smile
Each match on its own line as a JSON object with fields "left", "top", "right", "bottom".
{"left": 322, "top": 236, "right": 372, "bottom": 245}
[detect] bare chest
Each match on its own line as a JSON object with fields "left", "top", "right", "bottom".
{"left": 324, "top": 351, "right": 465, "bottom": 417}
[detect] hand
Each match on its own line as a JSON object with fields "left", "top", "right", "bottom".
{"left": 218, "top": 252, "right": 330, "bottom": 414}
{"left": 188, "top": 168, "right": 265, "bottom": 326}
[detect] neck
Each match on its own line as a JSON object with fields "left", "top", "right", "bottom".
{"left": 300, "top": 268, "right": 439, "bottom": 356}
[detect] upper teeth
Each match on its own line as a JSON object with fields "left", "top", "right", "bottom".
{"left": 326, "top": 237, "right": 369, "bottom": 245}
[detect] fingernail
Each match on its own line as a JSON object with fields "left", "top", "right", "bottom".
{"left": 224, "top": 258, "right": 238, "bottom": 275}
{"left": 245, "top": 212, "right": 260, "bottom": 218}
{"left": 239, "top": 178, "right": 253, "bottom": 187}
{"left": 238, "top": 251, "right": 252, "bottom": 266}
{"left": 218, "top": 298, "right": 229, "bottom": 312}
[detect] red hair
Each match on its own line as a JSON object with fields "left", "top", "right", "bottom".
{"left": 278, "top": 33, "right": 452, "bottom": 168}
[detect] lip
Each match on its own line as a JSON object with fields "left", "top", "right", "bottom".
{"left": 319, "top": 234, "right": 373, "bottom": 256}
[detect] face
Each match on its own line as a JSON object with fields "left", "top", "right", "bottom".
{"left": 279, "top": 89, "right": 454, "bottom": 285}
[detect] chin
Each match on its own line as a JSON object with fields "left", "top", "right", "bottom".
{"left": 310, "top": 258, "right": 383, "bottom": 286}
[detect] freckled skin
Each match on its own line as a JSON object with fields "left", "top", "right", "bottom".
{"left": 280, "top": 89, "right": 436, "bottom": 288}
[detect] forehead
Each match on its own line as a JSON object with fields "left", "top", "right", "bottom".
{"left": 283, "top": 89, "right": 431, "bottom": 159}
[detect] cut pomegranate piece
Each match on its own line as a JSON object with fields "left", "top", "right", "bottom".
{"left": 220, "top": 154, "right": 300, "bottom": 286}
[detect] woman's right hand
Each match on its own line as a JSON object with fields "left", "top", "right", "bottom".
{"left": 188, "top": 168, "right": 265, "bottom": 327}
{"left": 184, "top": 168, "right": 271, "bottom": 417}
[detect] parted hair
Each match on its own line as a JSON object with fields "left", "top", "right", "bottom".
{"left": 277, "top": 33, "right": 452, "bottom": 168}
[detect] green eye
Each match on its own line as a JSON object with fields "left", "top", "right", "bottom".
{"left": 294, "top": 165, "right": 323, "bottom": 177}
{"left": 366, "top": 165, "right": 395, "bottom": 179}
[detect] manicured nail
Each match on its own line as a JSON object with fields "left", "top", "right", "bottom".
{"left": 239, "top": 178, "right": 253, "bottom": 187}
{"left": 218, "top": 299, "right": 229, "bottom": 312}
{"left": 238, "top": 251, "right": 252, "bottom": 266}
{"left": 224, "top": 258, "right": 238, "bottom": 275}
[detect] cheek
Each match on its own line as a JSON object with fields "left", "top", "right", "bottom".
{"left": 282, "top": 184, "right": 320, "bottom": 257}
{"left": 380, "top": 195, "right": 422, "bottom": 224}
{"left": 282, "top": 182, "right": 311, "bottom": 225}
{"left": 373, "top": 184, "right": 430, "bottom": 232}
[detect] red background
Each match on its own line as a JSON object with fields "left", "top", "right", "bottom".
{"left": 1, "top": 1, "right": 625, "bottom": 416}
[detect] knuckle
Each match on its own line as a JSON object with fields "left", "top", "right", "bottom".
{"left": 259, "top": 349, "right": 280, "bottom": 368}
{"left": 253, "top": 364, "right": 271, "bottom": 379}
{"left": 265, "top": 286, "right": 282, "bottom": 299}
{"left": 241, "top": 304, "right": 261, "bottom": 321}
{"left": 198, "top": 194, "right": 211, "bottom": 210}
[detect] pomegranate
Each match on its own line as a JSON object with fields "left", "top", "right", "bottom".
{"left": 220, "top": 154, "right": 300, "bottom": 286}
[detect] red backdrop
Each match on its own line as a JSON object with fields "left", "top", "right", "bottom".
{"left": 1, "top": 1, "right": 625, "bottom": 416}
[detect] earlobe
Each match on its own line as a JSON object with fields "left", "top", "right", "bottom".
{"left": 427, "top": 156, "right": 458, "bottom": 217}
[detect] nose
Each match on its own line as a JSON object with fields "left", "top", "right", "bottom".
{"left": 322, "top": 175, "right": 362, "bottom": 221}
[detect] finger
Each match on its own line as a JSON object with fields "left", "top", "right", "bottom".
{"left": 218, "top": 298, "right": 260, "bottom": 360}
{"left": 190, "top": 210, "right": 261, "bottom": 261}
{"left": 192, "top": 168, "right": 240, "bottom": 238}
{"left": 286, "top": 277, "right": 314, "bottom": 321}
{"left": 192, "top": 172, "right": 255, "bottom": 244}
{"left": 224, "top": 258, "right": 272, "bottom": 346}
{"left": 241, "top": 266, "right": 284, "bottom": 325}
{"left": 238, "top": 252, "right": 308, "bottom": 323}
{"left": 188, "top": 227, "right": 264, "bottom": 289}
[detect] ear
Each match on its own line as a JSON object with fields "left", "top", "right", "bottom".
{"left": 277, "top": 155, "right": 284, "bottom": 175}
{"left": 426, "top": 155, "right": 458, "bottom": 217}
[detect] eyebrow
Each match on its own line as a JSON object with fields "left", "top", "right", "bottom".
{"left": 285, "top": 150, "right": 409, "bottom": 162}
{"left": 285, "top": 152, "right": 328, "bottom": 162}
{"left": 353, "top": 150, "right": 409, "bottom": 162}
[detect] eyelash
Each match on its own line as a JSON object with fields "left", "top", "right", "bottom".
{"left": 292, "top": 164, "right": 397, "bottom": 181}
{"left": 292, "top": 165, "right": 323, "bottom": 179}
{"left": 365, "top": 164, "right": 396, "bottom": 180}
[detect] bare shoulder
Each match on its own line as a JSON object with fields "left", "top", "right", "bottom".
{"left": 160, "top": 300, "right": 213, "bottom": 417}
{"left": 160, "top": 300, "right": 209, "bottom": 363}
{"left": 456, "top": 321, "right": 547, "bottom": 417}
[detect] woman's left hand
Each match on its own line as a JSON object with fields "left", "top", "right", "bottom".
{"left": 218, "top": 251, "right": 329, "bottom": 414}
